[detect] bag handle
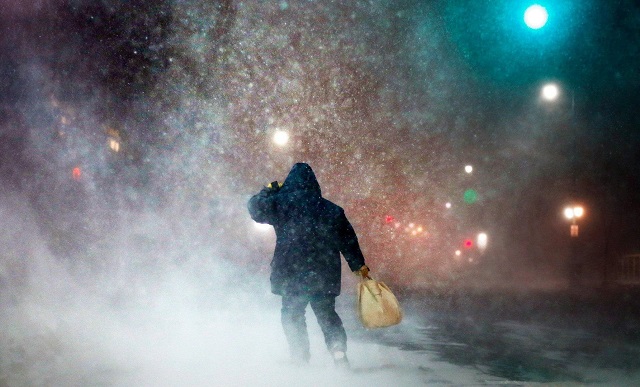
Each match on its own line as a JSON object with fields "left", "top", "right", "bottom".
{"left": 361, "top": 277, "right": 382, "bottom": 297}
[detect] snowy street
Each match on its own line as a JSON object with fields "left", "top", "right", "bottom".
{"left": 5, "top": 276, "right": 640, "bottom": 386}
{"left": 347, "top": 288, "right": 640, "bottom": 386}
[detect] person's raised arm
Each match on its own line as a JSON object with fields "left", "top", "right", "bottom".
{"left": 248, "top": 185, "right": 279, "bottom": 225}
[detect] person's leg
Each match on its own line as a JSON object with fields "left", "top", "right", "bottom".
{"left": 281, "top": 294, "right": 311, "bottom": 363}
{"left": 309, "top": 295, "right": 347, "bottom": 355}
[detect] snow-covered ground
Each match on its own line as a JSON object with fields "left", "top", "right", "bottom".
{"left": 0, "top": 286, "right": 507, "bottom": 387}
{"left": 4, "top": 274, "right": 640, "bottom": 387}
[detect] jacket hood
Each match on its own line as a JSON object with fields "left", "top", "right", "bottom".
{"left": 281, "top": 163, "right": 321, "bottom": 196}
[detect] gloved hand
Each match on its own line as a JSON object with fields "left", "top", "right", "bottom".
{"left": 267, "top": 181, "right": 283, "bottom": 191}
{"left": 356, "top": 265, "right": 370, "bottom": 279}
{"left": 258, "top": 181, "right": 282, "bottom": 198}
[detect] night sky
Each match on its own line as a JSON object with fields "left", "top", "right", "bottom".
{"left": 2, "top": 0, "right": 640, "bottom": 288}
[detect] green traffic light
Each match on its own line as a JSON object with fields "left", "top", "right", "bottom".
{"left": 464, "top": 189, "right": 478, "bottom": 204}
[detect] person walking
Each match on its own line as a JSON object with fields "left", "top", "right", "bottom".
{"left": 248, "top": 163, "right": 369, "bottom": 367}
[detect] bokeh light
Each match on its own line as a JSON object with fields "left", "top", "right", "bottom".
{"left": 72, "top": 166, "right": 82, "bottom": 181}
{"left": 477, "top": 232, "right": 488, "bottom": 250}
{"left": 541, "top": 83, "right": 559, "bottom": 101}
{"left": 464, "top": 189, "right": 478, "bottom": 204}
{"left": 524, "top": 4, "right": 548, "bottom": 29}
{"left": 108, "top": 138, "right": 120, "bottom": 152}
{"left": 272, "top": 130, "right": 289, "bottom": 146}
{"left": 564, "top": 206, "right": 585, "bottom": 220}
{"left": 564, "top": 207, "right": 574, "bottom": 219}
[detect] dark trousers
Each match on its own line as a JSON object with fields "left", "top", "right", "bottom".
{"left": 281, "top": 294, "right": 347, "bottom": 362}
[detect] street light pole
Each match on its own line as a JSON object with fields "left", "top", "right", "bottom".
{"left": 564, "top": 205, "right": 584, "bottom": 287}
{"left": 569, "top": 90, "right": 581, "bottom": 288}
{"left": 564, "top": 206, "right": 584, "bottom": 236}
{"left": 543, "top": 83, "right": 585, "bottom": 288}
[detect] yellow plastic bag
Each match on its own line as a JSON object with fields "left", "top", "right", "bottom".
{"left": 357, "top": 278, "right": 403, "bottom": 329}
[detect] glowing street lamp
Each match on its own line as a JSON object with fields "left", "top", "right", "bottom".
{"left": 564, "top": 205, "right": 584, "bottom": 237}
{"left": 108, "top": 138, "right": 120, "bottom": 152}
{"left": 477, "top": 232, "right": 488, "bottom": 251}
{"left": 464, "top": 165, "right": 473, "bottom": 174}
{"left": 541, "top": 83, "right": 559, "bottom": 101}
{"left": 273, "top": 130, "right": 290, "bottom": 146}
{"left": 106, "top": 127, "right": 121, "bottom": 152}
{"left": 524, "top": 4, "right": 548, "bottom": 30}
{"left": 564, "top": 204, "right": 584, "bottom": 286}
{"left": 563, "top": 206, "right": 584, "bottom": 220}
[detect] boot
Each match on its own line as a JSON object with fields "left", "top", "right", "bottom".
{"left": 332, "top": 350, "right": 350, "bottom": 369}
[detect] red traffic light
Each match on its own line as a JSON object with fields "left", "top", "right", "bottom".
{"left": 385, "top": 215, "right": 395, "bottom": 224}
{"left": 72, "top": 166, "right": 82, "bottom": 181}
{"left": 463, "top": 239, "right": 473, "bottom": 249}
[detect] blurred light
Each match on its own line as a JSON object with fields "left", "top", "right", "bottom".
{"left": 416, "top": 226, "right": 423, "bottom": 233}
{"left": 106, "top": 127, "right": 121, "bottom": 138}
{"left": 72, "top": 166, "right": 81, "bottom": 181}
{"left": 465, "top": 165, "right": 473, "bottom": 174}
{"left": 564, "top": 207, "right": 574, "bottom": 219}
{"left": 445, "top": 202, "right": 452, "bottom": 209}
{"left": 408, "top": 223, "right": 415, "bottom": 228}
{"left": 564, "top": 206, "right": 585, "bottom": 220}
{"left": 463, "top": 189, "right": 478, "bottom": 204}
{"left": 477, "top": 233, "right": 488, "bottom": 250}
{"left": 541, "top": 83, "right": 559, "bottom": 101}
{"left": 464, "top": 239, "right": 473, "bottom": 249}
{"left": 573, "top": 206, "right": 584, "bottom": 218}
{"left": 109, "top": 138, "right": 120, "bottom": 152}
{"left": 524, "top": 4, "right": 548, "bottom": 29}
{"left": 273, "top": 130, "right": 289, "bottom": 146}
{"left": 385, "top": 215, "right": 395, "bottom": 224}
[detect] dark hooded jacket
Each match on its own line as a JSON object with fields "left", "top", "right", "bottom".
{"left": 248, "top": 163, "right": 365, "bottom": 296}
